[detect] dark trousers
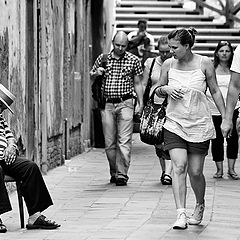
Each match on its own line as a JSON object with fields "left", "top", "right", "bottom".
{"left": 0, "top": 157, "right": 53, "bottom": 216}
{"left": 211, "top": 109, "right": 239, "bottom": 162}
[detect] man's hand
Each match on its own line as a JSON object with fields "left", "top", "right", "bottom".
{"left": 4, "top": 145, "right": 17, "bottom": 165}
{"left": 221, "top": 119, "right": 233, "bottom": 138}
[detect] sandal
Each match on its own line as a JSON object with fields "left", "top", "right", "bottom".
{"left": 227, "top": 171, "right": 240, "bottom": 180}
{"left": 0, "top": 219, "right": 7, "bottom": 233}
{"left": 161, "top": 172, "right": 172, "bottom": 185}
{"left": 26, "top": 215, "right": 60, "bottom": 230}
{"left": 213, "top": 172, "right": 223, "bottom": 178}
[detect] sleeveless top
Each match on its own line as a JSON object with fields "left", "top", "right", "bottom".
{"left": 163, "top": 57, "right": 216, "bottom": 142}
{"left": 206, "top": 74, "right": 240, "bottom": 115}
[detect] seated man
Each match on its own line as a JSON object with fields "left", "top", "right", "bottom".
{"left": 0, "top": 84, "right": 60, "bottom": 233}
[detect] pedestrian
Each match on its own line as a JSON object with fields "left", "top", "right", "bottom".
{"left": 127, "top": 19, "right": 155, "bottom": 64}
{"left": 157, "top": 27, "right": 225, "bottom": 229}
{"left": 142, "top": 36, "right": 172, "bottom": 185}
{"left": 221, "top": 44, "right": 240, "bottom": 137}
{"left": 90, "top": 31, "right": 144, "bottom": 186}
{"left": 206, "top": 40, "right": 239, "bottom": 180}
{"left": 0, "top": 84, "right": 60, "bottom": 233}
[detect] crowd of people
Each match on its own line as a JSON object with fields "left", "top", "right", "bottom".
{"left": 90, "top": 18, "right": 240, "bottom": 231}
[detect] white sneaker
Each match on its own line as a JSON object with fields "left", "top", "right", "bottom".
{"left": 173, "top": 212, "right": 188, "bottom": 230}
{"left": 188, "top": 202, "right": 205, "bottom": 225}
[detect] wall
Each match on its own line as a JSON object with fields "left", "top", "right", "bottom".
{"left": 0, "top": 0, "right": 92, "bottom": 173}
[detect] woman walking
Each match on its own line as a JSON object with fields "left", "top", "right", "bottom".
{"left": 207, "top": 40, "right": 239, "bottom": 180}
{"left": 157, "top": 27, "right": 225, "bottom": 229}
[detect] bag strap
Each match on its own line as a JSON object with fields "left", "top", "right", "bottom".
{"left": 100, "top": 54, "right": 108, "bottom": 96}
{"left": 149, "top": 86, "right": 168, "bottom": 106}
{"left": 101, "top": 54, "right": 108, "bottom": 68}
{"left": 146, "top": 58, "right": 156, "bottom": 88}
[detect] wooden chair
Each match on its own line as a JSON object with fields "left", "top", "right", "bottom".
{"left": 4, "top": 175, "right": 24, "bottom": 228}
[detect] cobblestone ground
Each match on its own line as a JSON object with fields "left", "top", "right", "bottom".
{"left": 2, "top": 134, "right": 240, "bottom": 240}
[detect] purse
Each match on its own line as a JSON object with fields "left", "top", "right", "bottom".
{"left": 140, "top": 87, "right": 168, "bottom": 145}
{"left": 143, "top": 58, "right": 156, "bottom": 106}
{"left": 92, "top": 54, "right": 108, "bottom": 109}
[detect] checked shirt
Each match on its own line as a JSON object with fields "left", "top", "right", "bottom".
{"left": 91, "top": 51, "right": 143, "bottom": 99}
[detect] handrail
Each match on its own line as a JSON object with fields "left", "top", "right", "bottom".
{"left": 190, "top": 0, "right": 240, "bottom": 27}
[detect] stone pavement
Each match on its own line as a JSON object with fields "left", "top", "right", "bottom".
{"left": 2, "top": 133, "right": 240, "bottom": 240}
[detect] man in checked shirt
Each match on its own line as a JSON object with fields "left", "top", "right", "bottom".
{"left": 90, "top": 31, "right": 144, "bottom": 186}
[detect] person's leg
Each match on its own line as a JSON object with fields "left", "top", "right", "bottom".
{"left": 163, "top": 129, "right": 188, "bottom": 229}
{"left": 165, "top": 160, "right": 173, "bottom": 176}
{"left": 0, "top": 165, "right": 11, "bottom": 233}
{"left": 187, "top": 153, "right": 206, "bottom": 225}
{"left": 155, "top": 146, "right": 166, "bottom": 180}
{"left": 2, "top": 157, "right": 60, "bottom": 229}
{"left": 188, "top": 154, "right": 206, "bottom": 204}
{"left": 169, "top": 148, "right": 188, "bottom": 229}
{"left": 101, "top": 103, "right": 117, "bottom": 181}
{"left": 169, "top": 148, "right": 188, "bottom": 209}
{"left": 226, "top": 109, "right": 239, "bottom": 179}
{"left": 214, "top": 161, "right": 223, "bottom": 178}
{"left": 211, "top": 115, "right": 224, "bottom": 177}
{"left": 115, "top": 99, "right": 134, "bottom": 185}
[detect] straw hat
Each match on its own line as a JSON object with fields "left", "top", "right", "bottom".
{"left": 0, "top": 84, "right": 15, "bottom": 114}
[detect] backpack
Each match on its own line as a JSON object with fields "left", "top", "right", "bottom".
{"left": 91, "top": 54, "right": 108, "bottom": 109}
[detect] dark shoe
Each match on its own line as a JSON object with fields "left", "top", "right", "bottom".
{"left": 110, "top": 176, "right": 116, "bottom": 183}
{"left": 116, "top": 178, "right": 127, "bottom": 186}
{"left": 26, "top": 215, "right": 60, "bottom": 230}
{"left": 161, "top": 172, "right": 172, "bottom": 185}
{"left": 0, "top": 219, "right": 7, "bottom": 233}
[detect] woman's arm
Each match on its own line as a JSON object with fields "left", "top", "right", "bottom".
{"left": 156, "top": 59, "right": 184, "bottom": 100}
{"left": 204, "top": 57, "right": 225, "bottom": 117}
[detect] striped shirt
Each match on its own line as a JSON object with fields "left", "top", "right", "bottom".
{"left": 91, "top": 51, "right": 143, "bottom": 99}
{"left": 0, "top": 114, "right": 16, "bottom": 160}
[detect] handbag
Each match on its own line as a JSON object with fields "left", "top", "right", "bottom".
{"left": 143, "top": 58, "right": 156, "bottom": 106}
{"left": 92, "top": 54, "right": 108, "bottom": 109}
{"left": 140, "top": 87, "right": 168, "bottom": 145}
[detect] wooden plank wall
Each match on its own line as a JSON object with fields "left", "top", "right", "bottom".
{"left": 0, "top": 0, "right": 92, "bottom": 168}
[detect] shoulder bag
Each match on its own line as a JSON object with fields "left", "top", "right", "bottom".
{"left": 140, "top": 87, "right": 167, "bottom": 145}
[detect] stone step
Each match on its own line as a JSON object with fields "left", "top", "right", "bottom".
{"left": 150, "top": 35, "right": 240, "bottom": 44}
{"left": 117, "top": 27, "right": 240, "bottom": 36}
{"left": 116, "top": 20, "right": 224, "bottom": 28}
{"left": 116, "top": 13, "right": 214, "bottom": 21}
{"left": 116, "top": 7, "right": 198, "bottom": 14}
{"left": 152, "top": 49, "right": 214, "bottom": 57}
{"left": 118, "top": 1, "right": 183, "bottom": 7}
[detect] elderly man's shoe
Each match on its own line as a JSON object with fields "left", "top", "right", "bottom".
{"left": 0, "top": 219, "right": 7, "bottom": 233}
{"left": 26, "top": 215, "right": 60, "bottom": 230}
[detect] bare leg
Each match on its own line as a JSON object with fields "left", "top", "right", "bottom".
{"left": 213, "top": 161, "right": 223, "bottom": 178}
{"left": 169, "top": 148, "right": 188, "bottom": 229}
{"left": 188, "top": 154, "right": 206, "bottom": 205}
{"left": 169, "top": 148, "right": 188, "bottom": 209}
{"left": 159, "top": 157, "right": 166, "bottom": 173}
{"left": 227, "top": 158, "right": 239, "bottom": 179}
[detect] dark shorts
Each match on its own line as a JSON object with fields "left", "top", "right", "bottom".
{"left": 163, "top": 128, "right": 210, "bottom": 155}
{"left": 155, "top": 146, "right": 170, "bottom": 160}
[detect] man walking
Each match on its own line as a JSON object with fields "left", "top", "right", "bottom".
{"left": 90, "top": 31, "right": 143, "bottom": 186}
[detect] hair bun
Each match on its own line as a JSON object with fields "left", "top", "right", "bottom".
{"left": 188, "top": 27, "right": 197, "bottom": 36}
